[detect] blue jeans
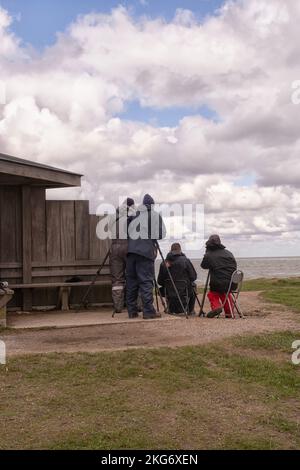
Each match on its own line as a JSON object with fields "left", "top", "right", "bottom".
{"left": 126, "top": 254, "right": 156, "bottom": 317}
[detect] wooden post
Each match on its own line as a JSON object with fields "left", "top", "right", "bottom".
{"left": 22, "top": 186, "right": 32, "bottom": 311}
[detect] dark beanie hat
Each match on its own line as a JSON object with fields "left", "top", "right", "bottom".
{"left": 126, "top": 197, "right": 135, "bottom": 207}
{"left": 207, "top": 234, "right": 221, "bottom": 246}
{"left": 143, "top": 194, "right": 155, "bottom": 206}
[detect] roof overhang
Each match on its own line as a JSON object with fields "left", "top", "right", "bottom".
{"left": 0, "top": 153, "right": 82, "bottom": 188}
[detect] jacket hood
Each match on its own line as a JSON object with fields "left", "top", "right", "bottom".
{"left": 206, "top": 234, "right": 226, "bottom": 251}
{"left": 143, "top": 194, "right": 155, "bottom": 206}
{"left": 116, "top": 203, "right": 135, "bottom": 218}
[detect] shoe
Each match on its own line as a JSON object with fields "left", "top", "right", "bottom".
{"left": 207, "top": 308, "right": 223, "bottom": 318}
{"left": 143, "top": 312, "right": 162, "bottom": 320}
{"left": 188, "top": 310, "right": 196, "bottom": 317}
{"left": 113, "top": 309, "right": 123, "bottom": 314}
{"left": 128, "top": 313, "right": 139, "bottom": 319}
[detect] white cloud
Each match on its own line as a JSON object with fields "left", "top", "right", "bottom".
{"left": 0, "top": 1, "right": 300, "bottom": 255}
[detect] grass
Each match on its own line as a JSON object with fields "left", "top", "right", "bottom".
{"left": 242, "top": 277, "right": 300, "bottom": 292}
{"left": 242, "top": 278, "right": 300, "bottom": 313}
{"left": 0, "top": 331, "right": 300, "bottom": 450}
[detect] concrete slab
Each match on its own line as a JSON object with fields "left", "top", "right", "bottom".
{"left": 7, "top": 307, "right": 179, "bottom": 330}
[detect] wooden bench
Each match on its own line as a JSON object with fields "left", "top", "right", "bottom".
{"left": 10, "top": 280, "right": 112, "bottom": 311}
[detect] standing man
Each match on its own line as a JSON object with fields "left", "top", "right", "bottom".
{"left": 109, "top": 198, "right": 135, "bottom": 314}
{"left": 157, "top": 243, "right": 197, "bottom": 315}
{"left": 126, "top": 194, "right": 166, "bottom": 319}
{"left": 201, "top": 234, "right": 237, "bottom": 318}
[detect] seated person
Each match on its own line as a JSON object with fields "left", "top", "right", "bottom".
{"left": 158, "top": 243, "right": 197, "bottom": 315}
{"left": 201, "top": 234, "right": 237, "bottom": 318}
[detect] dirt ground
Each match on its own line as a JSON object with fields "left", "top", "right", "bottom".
{"left": 2, "top": 291, "right": 299, "bottom": 357}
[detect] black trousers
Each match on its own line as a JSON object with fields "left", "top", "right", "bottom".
{"left": 126, "top": 254, "right": 156, "bottom": 317}
{"left": 161, "top": 285, "right": 196, "bottom": 314}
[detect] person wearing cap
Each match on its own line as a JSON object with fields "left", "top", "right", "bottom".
{"left": 109, "top": 198, "right": 136, "bottom": 314}
{"left": 126, "top": 194, "right": 166, "bottom": 319}
{"left": 157, "top": 243, "right": 197, "bottom": 315}
{"left": 201, "top": 234, "right": 237, "bottom": 318}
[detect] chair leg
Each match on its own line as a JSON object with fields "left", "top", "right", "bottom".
{"left": 233, "top": 297, "right": 244, "bottom": 318}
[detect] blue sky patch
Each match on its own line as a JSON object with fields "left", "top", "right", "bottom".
{"left": 234, "top": 173, "right": 257, "bottom": 187}
{"left": 0, "top": 0, "right": 226, "bottom": 48}
{"left": 120, "top": 100, "right": 219, "bottom": 126}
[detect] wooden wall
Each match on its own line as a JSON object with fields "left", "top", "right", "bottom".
{"left": 0, "top": 186, "right": 111, "bottom": 310}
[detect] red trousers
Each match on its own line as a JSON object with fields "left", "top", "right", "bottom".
{"left": 207, "top": 291, "right": 234, "bottom": 318}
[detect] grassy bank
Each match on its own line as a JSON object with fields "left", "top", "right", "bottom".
{"left": 0, "top": 331, "right": 299, "bottom": 450}
{"left": 242, "top": 278, "right": 300, "bottom": 313}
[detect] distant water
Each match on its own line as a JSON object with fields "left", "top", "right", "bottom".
{"left": 155, "top": 257, "right": 300, "bottom": 283}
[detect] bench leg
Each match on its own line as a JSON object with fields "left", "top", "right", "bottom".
{"left": 58, "top": 287, "right": 71, "bottom": 311}
{"left": 0, "top": 306, "right": 7, "bottom": 328}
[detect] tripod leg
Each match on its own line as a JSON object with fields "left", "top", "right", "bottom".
{"left": 154, "top": 281, "right": 160, "bottom": 313}
{"left": 154, "top": 280, "right": 167, "bottom": 313}
{"left": 79, "top": 249, "right": 111, "bottom": 310}
{"left": 198, "top": 272, "right": 210, "bottom": 317}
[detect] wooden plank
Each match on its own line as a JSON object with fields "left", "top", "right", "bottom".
{"left": 0, "top": 270, "right": 22, "bottom": 279}
{"left": 15, "top": 187, "right": 22, "bottom": 262}
{"left": 75, "top": 201, "right": 90, "bottom": 260}
{"left": 46, "top": 201, "right": 61, "bottom": 262}
{"left": 0, "top": 187, "right": 18, "bottom": 263}
{"left": 10, "top": 280, "right": 111, "bottom": 289}
{"left": 60, "top": 201, "right": 75, "bottom": 262}
{"left": 31, "top": 188, "right": 46, "bottom": 262}
{"left": 22, "top": 186, "right": 32, "bottom": 310}
{"left": 89, "top": 215, "right": 101, "bottom": 260}
{"left": 0, "top": 263, "right": 22, "bottom": 269}
{"left": 32, "top": 268, "right": 110, "bottom": 277}
{"left": 31, "top": 260, "right": 109, "bottom": 268}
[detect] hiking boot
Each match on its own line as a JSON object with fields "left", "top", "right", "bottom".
{"left": 207, "top": 308, "right": 223, "bottom": 318}
{"left": 143, "top": 312, "right": 162, "bottom": 320}
{"left": 128, "top": 313, "right": 139, "bottom": 319}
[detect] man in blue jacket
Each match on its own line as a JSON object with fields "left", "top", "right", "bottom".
{"left": 126, "top": 194, "right": 166, "bottom": 319}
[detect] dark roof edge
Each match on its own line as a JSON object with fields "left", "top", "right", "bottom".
{"left": 0, "top": 152, "right": 83, "bottom": 177}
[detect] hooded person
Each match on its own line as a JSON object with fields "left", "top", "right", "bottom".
{"left": 201, "top": 234, "right": 237, "bottom": 318}
{"left": 157, "top": 243, "right": 197, "bottom": 315}
{"left": 108, "top": 198, "right": 136, "bottom": 314}
{"left": 126, "top": 194, "right": 166, "bottom": 319}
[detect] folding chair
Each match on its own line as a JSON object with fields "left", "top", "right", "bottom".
{"left": 164, "top": 279, "right": 190, "bottom": 315}
{"left": 220, "top": 270, "right": 244, "bottom": 319}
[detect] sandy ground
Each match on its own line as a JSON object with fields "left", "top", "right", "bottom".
{"left": 2, "top": 291, "right": 300, "bottom": 357}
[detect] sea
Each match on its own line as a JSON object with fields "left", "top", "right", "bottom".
{"left": 155, "top": 257, "right": 300, "bottom": 284}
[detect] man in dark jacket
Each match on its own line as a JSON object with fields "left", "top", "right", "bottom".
{"left": 201, "top": 234, "right": 237, "bottom": 318}
{"left": 158, "top": 243, "right": 197, "bottom": 315}
{"left": 126, "top": 194, "right": 166, "bottom": 319}
{"left": 109, "top": 198, "right": 135, "bottom": 314}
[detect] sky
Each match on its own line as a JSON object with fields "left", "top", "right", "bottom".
{"left": 0, "top": 0, "right": 299, "bottom": 257}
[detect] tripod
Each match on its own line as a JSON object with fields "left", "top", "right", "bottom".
{"left": 198, "top": 271, "right": 210, "bottom": 317}
{"left": 79, "top": 249, "right": 111, "bottom": 310}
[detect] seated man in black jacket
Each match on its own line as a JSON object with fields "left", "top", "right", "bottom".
{"left": 158, "top": 243, "right": 197, "bottom": 315}
{"left": 201, "top": 234, "right": 237, "bottom": 318}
